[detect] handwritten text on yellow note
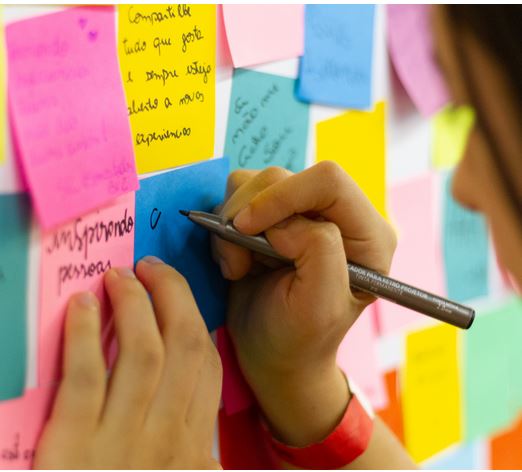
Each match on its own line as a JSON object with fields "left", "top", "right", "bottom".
{"left": 118, "top": 4, "right": 216, "bottom": 174}
{"left": 316, "top": 101, "right": 386, "bottom": 217}
{"left": 402, "top": 323, "right": 462, "bottom": 463}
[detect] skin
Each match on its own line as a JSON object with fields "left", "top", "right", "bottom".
{"left": 35, "top": 5, "right": 521, "bottom": 469}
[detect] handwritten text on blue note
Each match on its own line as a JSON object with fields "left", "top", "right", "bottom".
{"left": 442, "top": 173, "right": 489, "bottom": 302}
{"left": 134, "top": 158, "right": 230, "bottom": 332}
{"left": 0, "top": 194, "right": 30, "bottom": 400}
{"left": 297, "top": 4, "right": 375, "bottom": 109}
{"left": 225, "top": 69, "right": 309, "bottom": 172}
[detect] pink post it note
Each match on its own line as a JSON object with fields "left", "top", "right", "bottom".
{"left": 223, "top": 5, "right": 304, "bottom": 68}
{"left": 387, "top": 5, "right": 450, "bottom": 117}
{"left": 39, "top": 192, "right": 135, "bottom": 385}
{"left": 6, "top": 6, "right": 138, "bottom": 229}
{"left": 217, "top": 327, "right": 255, "bottom": 415}
{"left": 376, "top": 173, "right": 445, "bottom": 335}
{"left": 337, "top": 305, "right": 388, "bottom": 410}
{"left": 216, "top": 5, "right": 233, "bottom": 68}
{"left": 0, "top": 385, "right": 56, "bottom": 470}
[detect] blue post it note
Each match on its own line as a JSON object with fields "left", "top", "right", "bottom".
{"left": 134, "top": 158, "right": 229, "bottom": 332}
{"left": 225, "top": 69, "right": 309, "bottom": 172}
{"left": 0, "top": 194, "right": 30, "bottom": 400}
{"left": 297, "top": 4, "right": 375, "bottom": 109}
{"left": 423, "top": 442, "right": 480, "bottom": 470}
{"left": 442, "top": 172, "right": 489, "bottom": 302}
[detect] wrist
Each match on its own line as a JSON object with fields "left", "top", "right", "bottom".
{"left": 250, "top": 361, "right": 351, "bottom": 447}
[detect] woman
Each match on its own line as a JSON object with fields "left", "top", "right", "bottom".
{"left": 34, "top": 5, "right": 521, "bottom": 469}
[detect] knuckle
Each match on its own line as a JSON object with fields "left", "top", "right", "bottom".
{"left": 66, "top": 361, "right": 103, "bottom": 392}
{"left": 206, "top": 342, "right": 223, "bottom": 380}
{"left": 258, "top": 166, "right": 290, "bottom": 187}
{"left": 177, "top": 319, "right": 207, "bottom": 355}
{"left": 316, "top": 160, "right": 346, "bottom": 184}
{"left": 227, "top": 169, "right": 252, "bottom": 193}
{"left": 309, "top": 221, "right": 342, "bottom": 250}
{"left": 129, "top": 334, "right": 164, "bottom": 371}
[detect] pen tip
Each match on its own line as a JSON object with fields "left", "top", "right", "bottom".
{"left": 179, "top": 210, "right": 190, "bottom": 217}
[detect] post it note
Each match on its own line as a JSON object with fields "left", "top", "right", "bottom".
{"left": 39, "top": 193, "right": 135, "bottom": 385}
{"left": 0, "top": 385, "right": 56, "bottom": 470}
{"left": 118, "top": 4, "right": 215, "bottom": 174}
{"left": 6, "top": 7, "right": 138, "bottom": 229}
{"left": 337, "top": 305, "right": 388, "bottom": 409}
{"left": 225, "top": 69, "right": 309, "bottom": 172}
{"left": 222, "top": 5, "right": 304, "bottom": 68}
{"left": 0, "top": 194, "right": 30, "bottom": 400}
{"left": 442, "top": 172, "right": 489, "bottom": 302}
{"left": 376, "top": 370, "right": 404, "bottom": 444}
{"left": 463, "top": 303, "right": 515, "bottom": 440}
{"left": 387, "top": 5, "right": 450, "bottom": 117}
{"left": 506, "top": 298, "right": 522, "bottom": 415}
{"left": 377, "top": 173, "right": 445, "bottom": 334}
{"left": 134, "top": 158, "right": 229, "bottom": 332}
{"left": 423, "top": 442, "right": 480, "bottom": 470}
{"left": 402, "top": 323, "right": 462, "bottom": 463}
{"left": 432, "top": 105, "right": 475, "bottom": 169}
{"left": 0, "top": 6, "right": 5, "bottom": 165}
{"left": 297, "top": 5, "right": 375, "bottom": 109}
{"left": 317, "top": 101, "right": 386, "bottom": 217}
{"left": 490, "top": 415, "right": 522, "bottom": 470}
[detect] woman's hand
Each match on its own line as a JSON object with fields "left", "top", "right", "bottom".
{"left": 34, "top": 257, "right": 222, "bottom": 469}
{"left": 213, "top": 162, "right": 397, "bottom": 448}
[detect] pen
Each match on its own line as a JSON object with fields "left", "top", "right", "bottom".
{"left": 179, "top": 210, "right": 475, "bottom": 330}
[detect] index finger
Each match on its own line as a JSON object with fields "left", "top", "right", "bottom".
{"left": 233, "top": 161, "right": 383, "bottom": 238}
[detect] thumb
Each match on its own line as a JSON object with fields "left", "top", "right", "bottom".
{"left": 265, "top": 216, "right": 352, "bottom": 317}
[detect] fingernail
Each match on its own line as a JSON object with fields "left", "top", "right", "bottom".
{"left": 219, "top": 258, "right": 232, "bottom": 279}
{"left": 234, "top": 206, "right": 251, "bottom": 229}
{"left": 115, "top": 267, "right": 136, "bottom": 278}
{"left": 141, "top": 255, "right": 164, "bottom": 265}
{"left": 76, "top": 291, "right": 98, "bottom": 308}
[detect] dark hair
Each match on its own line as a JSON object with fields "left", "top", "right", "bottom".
{"left": 445, "top": 6, "right": 522, "bottom": 220}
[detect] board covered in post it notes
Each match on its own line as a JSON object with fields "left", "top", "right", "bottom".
{"left": 6, "top": 6, "right": 138, "bottom": 229}
{"left": 134, "top": 157, "right": 230, "bottom": 332}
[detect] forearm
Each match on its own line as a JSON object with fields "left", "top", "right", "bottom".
{"left": 251, "top": 363, "right": 416, "bottom": 470}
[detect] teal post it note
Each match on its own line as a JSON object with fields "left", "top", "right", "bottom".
{"left": 225, "top": 69, "right": 309, "bottom": 172}
{"left": 297, "top": 4, "right": 375, "bottom": 109}
{"left": 134, "top": 158, "right": 229, "bottom": 332}
{"left": 464, "top": 302, "right": 514, "bottom": 440}
{"left": 0, "top": 194, "right": 30, "bottom": 400}
{"left": 442, "top": 172, "right": 489, "bottom": 302}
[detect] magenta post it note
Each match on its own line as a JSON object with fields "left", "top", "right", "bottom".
{"left": 0, "top": 386, "right": 56, "bottom": 470}
{"left": 223, "top": 5, "right": 304, "bottom": 68}
{"left": 6, "top": 6, "right": 138, "bottom": 229}
{"left": 38, "top": 192, "right": 135, "bottom": 385}
{"left": 387, "top": 5, "right": 450, "bottom": 117}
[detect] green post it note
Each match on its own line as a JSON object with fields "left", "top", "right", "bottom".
{"left": 432, "top": 105, "right": 475, "bottom": 170}
{"left": 0, "top": 194, "right": 30, "bottom": 400}
{"left": 225, "top": 69, "right": 310, "bottom": 172}
{"left": 463, "top": 301, "right": 517, "bottom": 440}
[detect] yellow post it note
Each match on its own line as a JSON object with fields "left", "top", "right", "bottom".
{"left": 0, "top": 6, "right": 5, "bottom": 164}
{"left": 316, "top": 101, "right": 386, "bottom": 217}
{"left": 432, "top": 105, "right": 475, "bottom": 170}
{"left": 118, "top": 5, "right": 216, "bottom": 174}
{"left": 402, "top": 323, "right": 462, "bottom": 463}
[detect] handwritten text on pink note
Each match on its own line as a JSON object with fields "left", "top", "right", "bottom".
{"left": 6, "top": 7, "right": 138, "bottom": 229}
{"left": 0, "top": 386, "right": 56, "bottom": 470}
{"left": 337, "top": 305, "right": 388, "bottom": 410}
{"left": 376, "top": 173, "right": 445, "bottom": 335}
{"left": 223, "top": 5, "right": 304, "bottom": 68}
{"left": 387, "top": 5, "right": 450, "bottom": 117}
{"left": 39, "top": 193, "right": 134, "bottom": 385}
